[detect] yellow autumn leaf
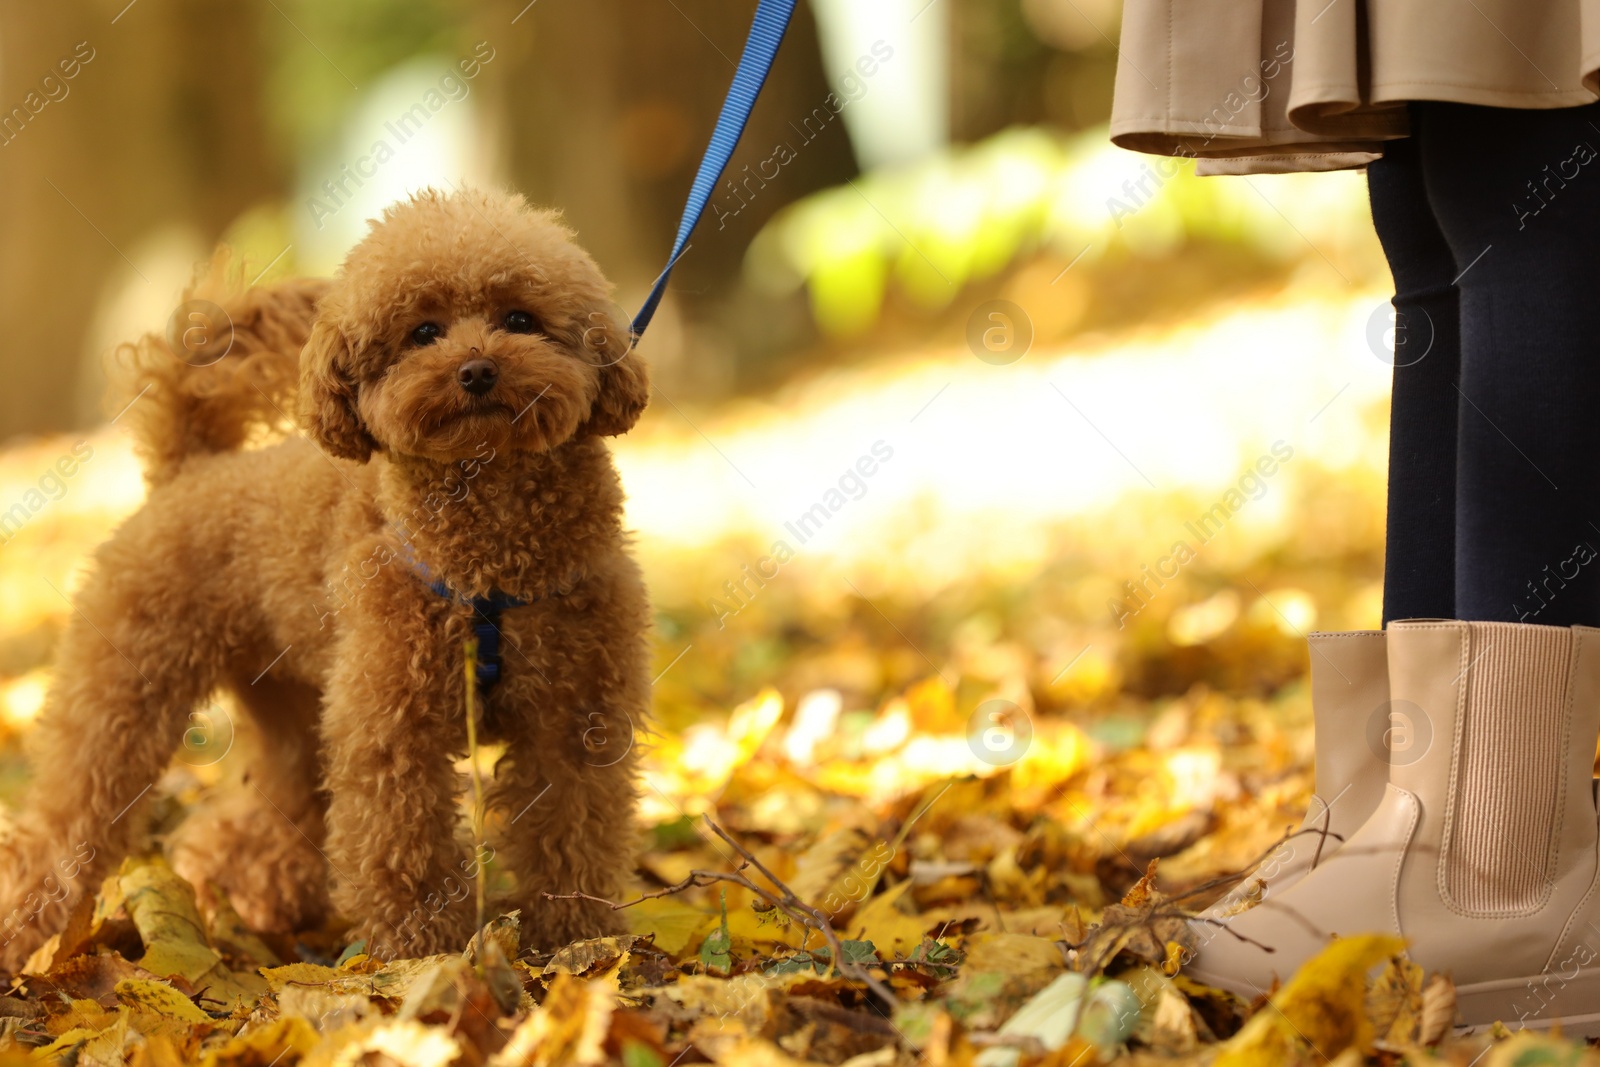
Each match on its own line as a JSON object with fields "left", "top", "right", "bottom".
{"left": 721, "top": 899, "right": 809, "bottom": 954}
{"left": 625, "top": 897, "right": 711, "bottom": 956}
{"left": 492, "top": 969, "right": 618, "bottom": 1067}
{"left": 849, "top": 881, "right": 929, "bottom": 957}
{"left": 259, "top": 961, "right": 342, "bottom": 993}
{"left": 961, "top": 932, "right": 1066, "bottom": 978}
{"left": 42, "top": 997, "right": 119, "bottom": 1039}
{"left": 331, "top": 1019, "right": 460, "bottom": 1067}
{"left": 120, "top": 857, "right": 222, "bottom": 984}
{"left": 115, "top": 978, "right": 212, "bottom": 1025}
{"left": 74, "top": 1013, "right": 135, "bottom": 1067}
{"left": 198, "top": 1015, "right": 320, "bottom": 1067}
{"left": 1215, "top": 934, "right": 1406, "bottom": 1066}
{"left": 786, "top": 823, "right": 880, "bottom": 918}
{"left": 35, "top": 1026, "right": 112, "bottom": 1061}
{"left": 1365, "top": 955, "right": 1423, "bottom": 1046}
{"left": 205, "top": 889, "right": 282, "bottom": 969}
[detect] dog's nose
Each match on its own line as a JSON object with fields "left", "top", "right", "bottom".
{"left": 457, "top": 357, "right": 499, "bottom": 396}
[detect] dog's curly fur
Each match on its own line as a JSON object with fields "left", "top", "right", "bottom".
{"left": 0, "top": 188, "right": 651, "bottom": 970}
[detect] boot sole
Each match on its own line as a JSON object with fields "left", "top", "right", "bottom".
{"left": 1456, "top": 968, "right": 1600, "bottom": 1037}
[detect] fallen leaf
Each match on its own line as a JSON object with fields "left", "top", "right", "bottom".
{"left": 1214, "top": 934, "right": 1405, "bottom": 1066}
{"left": 1418, "top": 973, "right": 1455, "bottom": 1047}
{"left": 332, "top": 1019, "right": 460, "bottom": 1067}
{"left": 120, "top": 858, "right": 222, "bottom": 984}
{"left": 625, "top": 897, "right": 709, "bottom": 956}
{"left": 204, "top": 890, "right": 281, "bottom": 969}
{"left": 848, "top": 882, "right": 928, "bottom": 957}
{"left": 700, "top": 891, "right": 733, "bottom": 976}
{"left": 544, "top": 936, "right": 634, "bottom": 978}
{"left": 259, "top": 962, "right": 342, "bottom": 993}
{"left": 115, "top": 978, "right": 212, "bottom": 1024}
{"left": 974, "top": 972, "right": 1087, "bottom": 1067}
{"left": 492, "top": 969, "right": 618, "bottom": 1067}
{"left": 197, "top": 1015, "right": 319, "bottom": 1067}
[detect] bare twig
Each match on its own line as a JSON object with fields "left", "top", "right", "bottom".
{"left": 463, "top": 637, "right": 488, "bottom": 952}
{"left": 543, "top": 865, "right": 747, "bottom": 911}
{"left": 1162, "top": 824, "right": 1346, "bottom": 908}
{"left": 701, "top": 817, "right": 898, "bottom": 1005}
{"left": 544, "top": 816, "right": 901, "bottom": 1007}
{"left": 1186, "top": 914, "right": 1278, "bottom": 953}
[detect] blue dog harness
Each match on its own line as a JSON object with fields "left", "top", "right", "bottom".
{"left": 399, "top": 538, "right": 531, "bottom": 694}
{"left": 438, "top": 580, "right": 529, "bottom": 694}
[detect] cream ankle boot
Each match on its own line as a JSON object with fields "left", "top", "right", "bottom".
{"left": 1209, "top": 632, "right": 1389, "bottom": 910}
{"left": 1187, "top": 621, "right": 1600, "bottom": 1035}
{"left": 1275, "top": 631, "right": 1389, "bottom": 891}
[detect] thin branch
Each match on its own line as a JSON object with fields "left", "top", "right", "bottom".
{"left": 1162, "top": 824, "right": 1346, "bottom": 908}
{"left": 463, "top": 637, "right": 488, "bottom": 950}
{"left": 544, "top": 817, "right": 901, "bottom": 1007}
{"left": 1184, "top": 913, "right": 1279, "bottom": 953}
{"left": 700, "top": 817, "right": 898, "bottom": 1005}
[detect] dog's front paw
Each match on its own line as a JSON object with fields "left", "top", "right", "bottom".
{"left": 356, "top": 903, "right": 477, "bottom": 961}
{"left": 521, "top": 894, "right": 627, "bottom": 953}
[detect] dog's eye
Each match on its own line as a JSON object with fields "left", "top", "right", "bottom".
{"left": 411, "top": 322, "right": 443, "bottom": 346}
{"left": 504, "top": 310, "right": 539, "bottom": 334}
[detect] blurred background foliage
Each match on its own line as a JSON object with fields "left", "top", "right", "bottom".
{"left": 0, "top": 0, "right": 1394, "bottom": 863}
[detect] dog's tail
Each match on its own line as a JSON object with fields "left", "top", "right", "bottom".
{"left": 108, "top": 252, "right": 328, "bottom": 485}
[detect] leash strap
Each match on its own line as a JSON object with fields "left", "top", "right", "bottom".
{"left": 630, "top": 0, "right": 798, "bottom": 342}
{"left": 396, "top": 3, "right": 799, "bottom": 690}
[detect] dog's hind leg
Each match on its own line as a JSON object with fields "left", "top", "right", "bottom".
{"left": 171, "top": 673, "right": 330, "bottom": 934}
{"left": 0, "top": 554, "right": 230, "bottom": 972}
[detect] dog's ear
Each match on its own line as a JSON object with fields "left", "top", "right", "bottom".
{"left": 580, "top": 307, "right": 650, "bottom": 438}
{"left": 299, "top": 319, "right": 377, "bottom": 462}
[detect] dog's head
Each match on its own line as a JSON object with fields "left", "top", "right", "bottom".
{"left": 298, "top": 188, "right": 647, "bottom": 463}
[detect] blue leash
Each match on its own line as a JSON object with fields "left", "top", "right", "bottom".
{"left": 630, "top": 0, "right": 798, "bottom": 341}
{"left": 415, "top": 1, "right": 795, "bottom": 693}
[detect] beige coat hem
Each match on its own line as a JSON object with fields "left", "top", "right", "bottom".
{"left": 1110, "top": 0, "right": 1600, "bottom": 174}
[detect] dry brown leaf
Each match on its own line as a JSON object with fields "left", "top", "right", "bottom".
{"left": 542, "top": 936, "right": 634, "bottom": 977}
{"left": 786, "top": 823, "right": 879, "bottom": 921}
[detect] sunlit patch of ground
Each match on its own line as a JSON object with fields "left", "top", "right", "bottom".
{"left": 0, "top": 281, "right": 1513, "bottom": 1067}
{"left": 0, "top": 279, "right": 1395, "bottom": 827}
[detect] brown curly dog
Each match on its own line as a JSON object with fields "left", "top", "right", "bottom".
{"left": 0, "top": 187, "right": 651, "bottom": 970}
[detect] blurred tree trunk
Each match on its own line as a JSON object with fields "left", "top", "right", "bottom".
{"left": 485, "top": 0, "right": 855, "bottom": 301}
{"left": 0, "top": 0, "right": 286, "bottom": 439}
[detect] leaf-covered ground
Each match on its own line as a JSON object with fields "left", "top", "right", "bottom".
{"left": 0, "top": 706, "right": 1575, "bottom": 1067}
{"left": 0, "top": 281, "right": 1594, "bottom": 1065}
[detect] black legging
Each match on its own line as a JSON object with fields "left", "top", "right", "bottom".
{"left": 1370, "top": 101, "right": 1600, "bottom": 627}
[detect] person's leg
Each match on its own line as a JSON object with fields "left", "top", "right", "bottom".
{"left": 1417, "top": 101, "right": 1600, "bottom": 626}
{"left": 1367, "top": 129, "right": 1462, "bottom": 623}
